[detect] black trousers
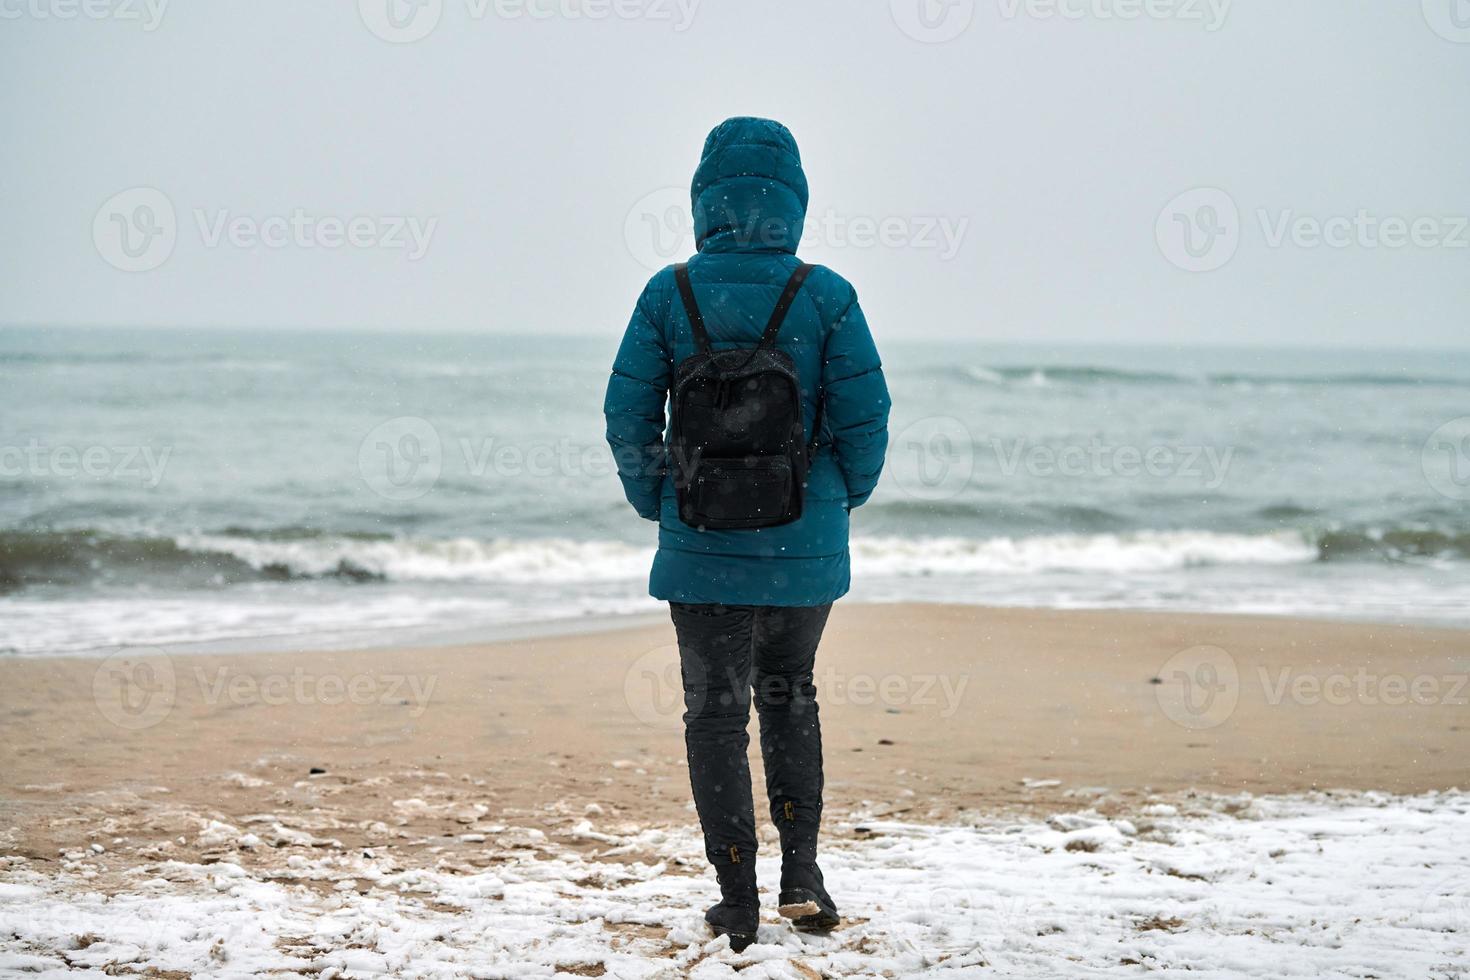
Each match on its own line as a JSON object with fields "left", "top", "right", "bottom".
{"left": 669, "top": 601, "right": 832, "bottom": 867}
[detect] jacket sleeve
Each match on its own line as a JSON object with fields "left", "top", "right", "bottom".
{"left": 604, "top": 273, "right": 672, "bottom": 520}
{"left": 820, "top": 284, "right": 890, "bottom": 509}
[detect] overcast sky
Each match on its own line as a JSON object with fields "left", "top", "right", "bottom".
{"left": 2, "top": 0, "right": 1467, "bottom": 345}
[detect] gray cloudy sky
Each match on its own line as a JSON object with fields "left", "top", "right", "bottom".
{"left": 2, "top": 0, "right": 1467, "bottom": 345}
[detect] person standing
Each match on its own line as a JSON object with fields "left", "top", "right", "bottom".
{"left": 604, "top": 116, "right": 890, "bottom": 950}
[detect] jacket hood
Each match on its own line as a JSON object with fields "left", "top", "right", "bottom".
{"left": 691, "top": 117, "right": 809, "bottom": 254}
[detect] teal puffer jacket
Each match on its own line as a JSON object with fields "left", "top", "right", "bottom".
{"left": 604, "top": 117, "right": 890, "bottom": 605}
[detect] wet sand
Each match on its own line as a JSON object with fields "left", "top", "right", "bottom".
{"left": 2, "top": 604, "right": 1467, "bottom": 877}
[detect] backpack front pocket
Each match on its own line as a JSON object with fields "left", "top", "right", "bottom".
{"left": 682, "top": 455, "right": 796, "bottom": 529}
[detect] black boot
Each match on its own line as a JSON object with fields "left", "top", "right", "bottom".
{"left": 704, "top": 853, "right": 759, "bottom": 951}
{"left": 775, "top": 810, "right": 839, "bottom": 931}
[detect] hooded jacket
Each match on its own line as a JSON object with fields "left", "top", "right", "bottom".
{"left": 604, "top": 117, "right": 890, "bottom": 605}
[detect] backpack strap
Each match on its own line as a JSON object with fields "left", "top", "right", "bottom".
{"left": 673, "top": 263, "right": 710, "bottom": 355}
{"left": 762, "top": 263, "right": 823, "bottom": 456}
{"left": 676, "top": 260, "right": 824, "bottom": 455}
{"left": 807, "top": 393, "right": 825, "bottom": 459}
{"left": 757, "top": 263, "right": 814, "bottom": 350}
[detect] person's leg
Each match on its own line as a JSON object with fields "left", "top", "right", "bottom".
{"left": 669, "top": 601, "right": 760, "bottom": 948}
{"left": 752, "top": 603, "right": 829, "bottom": 832}
{"left": 751, "top": 602, "right": 838, "bottom": 928}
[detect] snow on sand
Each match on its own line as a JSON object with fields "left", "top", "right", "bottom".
{"left": 2, "top": 792, "right": 1468, "bottom": 978}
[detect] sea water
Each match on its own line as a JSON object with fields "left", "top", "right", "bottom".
{"left": 2, "top": 327, "right": 1467, "bottom": 655}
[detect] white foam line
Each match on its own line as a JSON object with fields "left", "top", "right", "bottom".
{"left": 169, "top": 529, "right": 1321, "bottom": 587}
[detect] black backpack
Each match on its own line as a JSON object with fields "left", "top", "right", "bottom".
{"left": 669, "top": 261, "right": 821, "bottom": 530}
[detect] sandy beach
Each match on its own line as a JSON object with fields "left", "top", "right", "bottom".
{"left": 4, "top": 604, "right": 1470, "bottom": 976}
{"left": 4, "top": 603, "right": 1467, "bottom": 871}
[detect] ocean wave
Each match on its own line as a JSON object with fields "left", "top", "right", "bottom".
{"left": 862, "top": 498, "right": 1130, "bottom": 533}
{"left": 5, "top": 524, "right": 1469, "bottom": 594}
{"left": 1316, "top": 527, "right": 1470, "bottom": 563}
{"left": 0, "top": 529, "right": 653, "bottom": 592}
{"left": 0, "top": 529, "right": 268, "bottom": 591}
{"left": 174, "top": 532, "right": 651, "bottom": 584}
{"left": 850, "top": 530, "right": 1320, "bottom": 575}
{"left": 937, "top": 364, "right": 1469, "bottom": 389}
{"left": 0, "top": 351, "right": 295, "bottom": 372}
